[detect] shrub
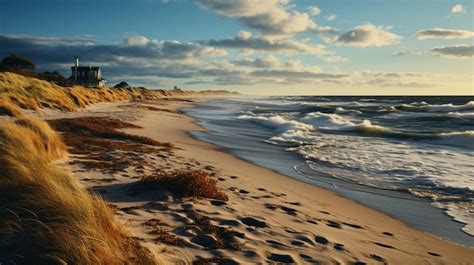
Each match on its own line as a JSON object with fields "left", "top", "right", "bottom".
{"left": 133, "top": 170, "right": 228, "bottom": 201}
{"left": 0, "top": 54, "right": 36, "bottom": 74}
{"left": 37, "top": 71, "right": 67, "bottom": 84}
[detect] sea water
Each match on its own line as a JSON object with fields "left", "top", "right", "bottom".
{"left": 185, "top": 96, "right": 474, "bottom": 246}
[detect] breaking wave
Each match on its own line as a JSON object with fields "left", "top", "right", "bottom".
{"left": 397, "top": 101, "right": 474, "bottom": 112}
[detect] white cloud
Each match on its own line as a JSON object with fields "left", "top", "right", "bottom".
{"left": 124, "top": 35, "right": 151, "bottom": 46}
{"left": 308, "top": 6, "right": 321, "bottom": 16}
{"left": 327, "top": 23, "right": 401, "bottom": 47}
{"left": 325, "top": 14, "right": 336, "bottom": 21}
{"left": 312, "top": 25, "right": 340, "bottom": 35}
{"left": 432, "top": 45, "right": 474, "bottom": 58}
{"left": 415, "top": 28, "right": 474, "bottom": 40}
{"left": 198, "top": 0, "right": 317, "bottom": 36}
{"left": 232, "top": 55, "right": 281, "bottom": 68}
{"left": 237, "top": 30, "right": 253, "bottom": 40}
{"left": 451, "top": 4, "right": 465, "bottom": 13}
{"left": 206, "top": 32, "right": 326, "bottom": 55}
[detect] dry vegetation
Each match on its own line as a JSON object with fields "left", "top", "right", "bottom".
{"left": 132, "top": 170, "right": 229, "bottom": 201}
{"left": 0, "top": 72, "right": 167, "bottom": 112}
{"left": 0, "top": 117, "right": 157, "bottom": 264}
{"left": 0, "top": 72, "right": 235, "bottom": 115}
{"left": 0, "top": 96, "right": 23, "bottom": 117}
{"left": 48, "top": 116, "right": 173, "bottom": 174}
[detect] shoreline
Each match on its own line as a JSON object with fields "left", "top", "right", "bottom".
{"left": 184, "top": 97, "right": 474, "bottom": 247}
{"left": 42, "top": 98, "right": 473, "bottom": 263}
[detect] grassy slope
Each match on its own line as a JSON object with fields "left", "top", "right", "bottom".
{"left": 0, "top": 71, "right": 233, "bottom": 114}
{"left": 0, "top": 117, "right": 157, "bottom": 264}
{"left": 0, "top": 73, "right": 169, "bottom": 264}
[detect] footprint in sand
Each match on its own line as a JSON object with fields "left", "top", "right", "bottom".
{"left": 209, "top": 200, "right": 227, "bottom": 206}
{"left": 343, "top": 222, "right": 364, "bottom": 229}
{"left": 300, "top": 254, "right": 321, "bottom": 263}
{"left": 333, "top": 243, "right": 345, "bottom": 251}
{"left": 315, "top": 236, "right": 329, "bottom": 245}
{"left": 295, "top": 234, "right": 315, "bottom": 246}
{"left": 326, "top": 220, "right": 342, "bottom": 229}
{"left": 266, "top": 240, "right": 290, "bottom": 248}
{"left": 280, "top": 206, "right": 298, "bottom": 216}
{"left": 291, "top": 240, "right": 306, "bottom": 247}
{"left": 373, "top": 242, "right": 395, "bottom": 249}
{"left": 369, "top": 254, "right": 386, "bottom": 262}
{"left": 241, "top": 217, "right": 267, "bottom": 228}
{"left": 267, "top": 253, "right": 295, "bottom": 263}
{"left": 191, "top": 234, "right": 218, "bottom": 248}
{"left": 218, "top": 219, "right": 241, "bottom": 227}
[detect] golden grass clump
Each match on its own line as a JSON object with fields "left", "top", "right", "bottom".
{"left": 0, "top": 96, "right": 23, "bottom": 117}
{"left": 0, "top": 117, "right": 156, "bottom": 264}
{"left": 133, "top": 170, "right": 228, "bottom": 201}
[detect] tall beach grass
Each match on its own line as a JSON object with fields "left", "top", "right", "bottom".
{"left": 0, "top": 117, "right": 156, "bottom": 264}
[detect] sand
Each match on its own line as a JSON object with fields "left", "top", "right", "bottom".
{"left": 39, "top": 98, "right": 473, "bottom": 264}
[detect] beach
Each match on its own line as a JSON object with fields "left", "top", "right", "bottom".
{"left": 35, "top": 97, "right": 473, "bottom": 264}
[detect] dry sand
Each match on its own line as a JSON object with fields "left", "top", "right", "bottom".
{"left": 40, "top": 98, "right": 473, "bottom": 264}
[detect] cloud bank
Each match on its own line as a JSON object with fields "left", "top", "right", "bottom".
{"left": 432, "top": 45, "right": 474, "bottom": 58}
{"left": 415, "top": 28, "right": 474, "bottom": 40}
{"left": 205, "top": 31, "right": 326, "bottom": 54}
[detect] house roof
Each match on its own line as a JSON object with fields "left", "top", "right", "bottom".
{"left": 71, "top": 66, "right": 101, "bottom": 71}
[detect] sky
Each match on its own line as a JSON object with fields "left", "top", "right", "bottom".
{"left": 0, "top": 0, "right": 473, "bottom": 95}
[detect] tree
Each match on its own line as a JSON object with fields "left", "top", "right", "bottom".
{"left": 37, "top": 71, "right": 66, "bottom": 84}
{"left": 0, "top": 54, "right": 36, "bottom": 73}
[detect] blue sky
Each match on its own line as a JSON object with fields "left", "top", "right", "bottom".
{"left": 1, "top": 0, "right": 473, "bottom": 94}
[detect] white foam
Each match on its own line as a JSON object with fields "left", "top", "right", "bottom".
{"left": 400, "top": 101, "right": 474, "bottom": 112}
{"left": 302, "top": 112, "right": 389, "bottom": 133}
{"left": 447, "top": 112, "right": 474, "bottom": 118}
{"left": 238, "top": 114, "right": 313, "bottom": 133}
{"left": 335, "top": 107, "right": 363, "bottom": 114}
{"left": 433, "top": 201, "right": 474, "bottom": 236}
{"left": 435, "top": 131, "right": 474, "bottom": 149}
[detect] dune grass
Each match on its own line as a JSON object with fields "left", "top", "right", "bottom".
{"left": 0, "top": 117, "right": 157, "bottom": 264}
{"left": 0, "top": 72, "right": 170, "bottom": 112}
{"left": 0, "top": 96, "right": 23, "bottom": 117}
{"left": 133, "top": 170, "right": 228, "bottom": 201}
{"left": 0, "top": 72, "right": 234, "bottom": 114}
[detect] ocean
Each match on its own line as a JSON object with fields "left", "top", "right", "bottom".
{"left": 185, "top": 96, "right": 474, "bottom": 246}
